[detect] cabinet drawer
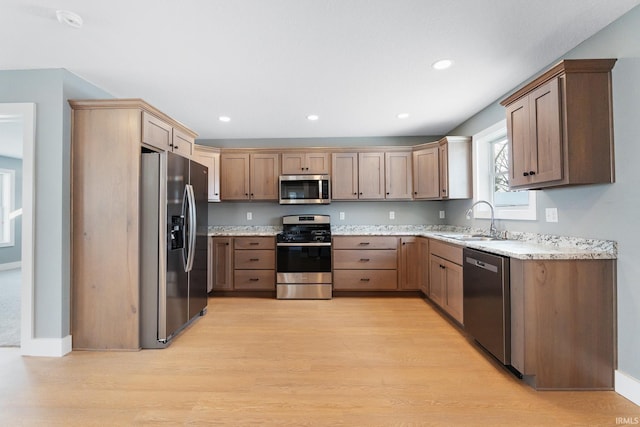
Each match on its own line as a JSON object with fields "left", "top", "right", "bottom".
{"left": 333, "top": 269, "right": 397, "bottom": 290}
{"left": 234, "top": 250, "right": 275, "bottom": 269}
{"left": 429, "top": 239, "right": 463, "bottom": 265}
{"left": 332, "top": 236, "right": 397, "bottom": 250}
{"left": 333, "top": 249, "right": 397, "bottom": 269}
{"left": 234, "top": 237, "right": 275, "bottom": 250}
{"left": 234, "top": 270, "right": 275, "bottom": 290}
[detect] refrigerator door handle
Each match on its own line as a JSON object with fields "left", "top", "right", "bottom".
{"left": 185, "top": 184, "right": 197, "bottom": 272}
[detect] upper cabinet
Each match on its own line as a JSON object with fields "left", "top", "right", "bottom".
{"left": 142, "top": 111, "right": 194, "bottom": 158}
{"left": 501, "top": 59, "right": 616, "bottom": 190}
{"left": 220, "top": 152, "right": 279, "bottom": 201}
{"left": 331, "top": 150, "right": 412, "bottom": 201}
{"left": 385, "top": 151, "right": 413, "bottom": 200}
{"left": 281, "top": 152, "right": 330, "bottom": 175}
{"left": 412, "top": 137, "right": 471, "bottom": 200}
{"left": 192, "top": 145, "right": 221, "bottom": 202}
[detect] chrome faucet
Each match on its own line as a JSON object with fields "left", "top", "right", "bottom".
{"left": 465, "top": 200, "right": 497, "bottom": 237}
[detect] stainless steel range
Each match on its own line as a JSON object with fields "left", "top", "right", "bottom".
{"left": 276, "top": 215, "right": 332, "bottom": 299}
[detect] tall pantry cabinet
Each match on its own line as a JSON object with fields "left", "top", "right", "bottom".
{"left": 69, "top": 99, "right": 198, "bottom": 350}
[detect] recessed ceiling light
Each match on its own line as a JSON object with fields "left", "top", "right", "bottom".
{"left": 218, "top": 116, "right": 231, "bottom": 122}
{"left": 307, "top": 114, "right": 319, "bottom": 121}
{"left": 432, "top": 59, "right": 454, "bottom": 70}
{"left": 56, "top": 10, "right": 83, "bottom": 29}
{"left": 397, "top": 113, "right": 410, "bottom": 119}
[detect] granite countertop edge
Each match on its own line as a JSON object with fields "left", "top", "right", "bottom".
{"left": 207, "top": 225, "right": 617, "bottom": 260}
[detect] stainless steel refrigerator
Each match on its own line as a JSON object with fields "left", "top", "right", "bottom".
{"left": 140, "top": 151, "right": 208, "bottom": 348}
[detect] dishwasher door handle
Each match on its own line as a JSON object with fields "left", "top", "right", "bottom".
{"left": 465, "top": 256, "right": 499, "bottom": 273}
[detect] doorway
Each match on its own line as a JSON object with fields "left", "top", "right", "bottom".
{"left": 0, "top": 103, "right": 35, "bottom": 351}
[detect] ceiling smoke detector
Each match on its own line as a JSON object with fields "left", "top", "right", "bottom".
{"left": 56, "top": 10, "right": 83, "bottom": 29}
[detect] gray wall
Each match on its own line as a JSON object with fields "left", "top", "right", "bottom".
{"left": 0, "top": 156, "right": 22, "bottom": 264}
{"left": 0, "top": 69, "right": 112, "bottom": 339}
{"left": 446, "top": 6, "right": 640, "bottom": 382}
{"left": 208, "top": 200, "right": 445, "bottom": 227}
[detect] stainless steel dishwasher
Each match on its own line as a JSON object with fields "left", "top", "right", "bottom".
{"left": 463, "top": 247, "right": 511, "bottom": 365}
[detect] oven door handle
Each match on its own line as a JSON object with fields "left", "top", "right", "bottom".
{"left": 276, "top": 242, "right": 332, "bottom": 247}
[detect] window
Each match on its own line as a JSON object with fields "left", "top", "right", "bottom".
{"left": 472, "top": 120, "right": 536, "bottom": 221}
{"left": 0, "top": 168, "right": 16, "bottom": 247}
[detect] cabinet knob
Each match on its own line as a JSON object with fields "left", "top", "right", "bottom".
{"left": 529, "top": 171, "right": 536, "bottom": 176}
{"left": 359, "top": 192, "right": 363, "bottom": 195}
{"left": 523, "top": 172, "right": 529, "bottom": 177}
{"left": 386, "top": 192, "right": 390, "bottom": 195}
{"left": 414, "top": 191, "right": 417, "bottom": 195}
{"left": 174, "top": 145, "right": 179, "bottom": 149}
{"left": 353, "top": 192, "right": 357, "bottom": 195}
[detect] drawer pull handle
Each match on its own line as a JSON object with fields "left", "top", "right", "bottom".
{"left": 249, "top": 278, "right": 260, "bottom": 282}
{"left": 360, "top": 278, "right": 370, "bottom": 282}
{"left": 360, "top": 258, "right": 370, "bottom": 262}
{"left": 249, "top": 258, "right": 260, "bottom": 261}
{"left": 358, "top": 242, "right": 370, "bottom": 246}
{"left": 249, "top": 242, "right": 260, "bottom": 245}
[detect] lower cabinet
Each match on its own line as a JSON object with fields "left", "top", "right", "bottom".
{"left": 399, "top": 236, "right": 420, "bottom": 290}
{"left": 428, "top": 239, "right": 464, "bottom": 324}
{"left": 210, "top": 236, "right": 276, "bottom": 291}
{"left": 333, "top": 236, "right": 398, "bottom": 290}
{"left": 510, "top": 258, "right": 615, "bottom": 390}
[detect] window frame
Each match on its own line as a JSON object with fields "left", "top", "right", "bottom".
{"left": 472, "top": 120, "right": 537, "bottom": 221}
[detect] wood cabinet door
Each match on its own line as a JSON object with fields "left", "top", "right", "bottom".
{"left": 529, "top": 78, "right": 563, "bottom": 185}
{"left": 142, "top": 111, "right": 172, "bottom": 151}
{"left": 443, "top": 260, "right": 463, "bottom": 324}
{"left": 507, "top": 96, "right": 531, "bottom": 188}
{"left": 220, "top": 153, "right": 250, "bottom": 200}
{"left": 412, "top": 146, "right": 440, "bottom": 199}
{"left": 171, "top": 128, "right": 193, "bottom": 158}
{"left": 418, "top": 237, "right": 430, "bottom": 295}
{"left": 399, "top": 236, "right": 420, "bottom": 290}
{"left": 193, "top": 147, "right": 220, "bottom": 201}
{"left": 429, "top": 255, "right": 445, "bottom": 307}
{"left": 250, "top": 153, "right": 279, "bottom": 200}
{"left": 385, "top": 151, "right": 413, "bottom": 199}
{"left": 306, "top": 152, "right": 330, "bottom": 174}
{"left": 281, "top": 153, "right": 306, "bottom": 174}
{"left": 358, "top": 152, "right": 385, "bottom": 199}
{"left": 211, "top": 237, "right": 233, "bottom": 291}
{"left": 331, "top": 153, "right": 359, "bottom": 200}
{"left": 438, "top": 142, "right": 449, "bottom": 199}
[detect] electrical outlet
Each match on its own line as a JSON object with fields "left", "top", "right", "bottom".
{"left": 339, "top": 212, "right": 345, "bottom": 220}
{"left": 389, "top": 211, "right": 395, "bottom": 220}
{"left": 439, "top": 210, "right": 445, "bottom": 219}
{"left": 246, "top": 212, "right": 253, "bottom": 221}
{"left": 545, "top": 208, "right": 558, "bottom": 223}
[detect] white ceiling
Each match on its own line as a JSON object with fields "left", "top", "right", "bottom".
{"left": 1, "top": 0, "right": 639, "bottom": 140}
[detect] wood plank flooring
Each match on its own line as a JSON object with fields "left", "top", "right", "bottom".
{"left": 1, "top": 296, "right": 638, "bottom": 426}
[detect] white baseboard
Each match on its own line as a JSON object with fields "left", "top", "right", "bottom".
{"left": 0, "top": 261, "right": 21, "bottom": 271}
{"left": 616, "top": 370, "right": 640, "bottom": 406}
{"left": 20, "top": 335, "right": 72, "bottom": 357}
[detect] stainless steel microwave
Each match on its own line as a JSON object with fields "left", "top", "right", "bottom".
{"left": 279, "top": 175, "right": 331, "bottom": 205}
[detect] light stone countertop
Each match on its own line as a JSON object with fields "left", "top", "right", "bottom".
{"left": 208, "top": 225, "right": 617, "bottom": 260}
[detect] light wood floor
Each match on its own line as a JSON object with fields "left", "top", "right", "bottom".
{"left": 1, "top": 296, "right": 638, "bottom": 426}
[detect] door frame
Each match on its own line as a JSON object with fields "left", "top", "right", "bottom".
{"left": 0, "top": 103, "right": 35, "bottom": 352}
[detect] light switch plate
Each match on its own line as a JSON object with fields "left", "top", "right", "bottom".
{"left": 545, "top": 208, "right": 558, "bottom": 223}
{"left": 439, "top": 210, "right": 445, "bottom": 219}
{"left": 246, "top": 212, "right": 253, "bottom": 221}
{"left": 339, "top": 212, "right": 345, "bottom": 220}
{"left": 389, "top": 211, "right": 395, "bottom": 220}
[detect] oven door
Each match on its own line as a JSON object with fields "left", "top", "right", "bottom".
{"left": 277, "top": 242, "right": 331, "bottom": 272}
